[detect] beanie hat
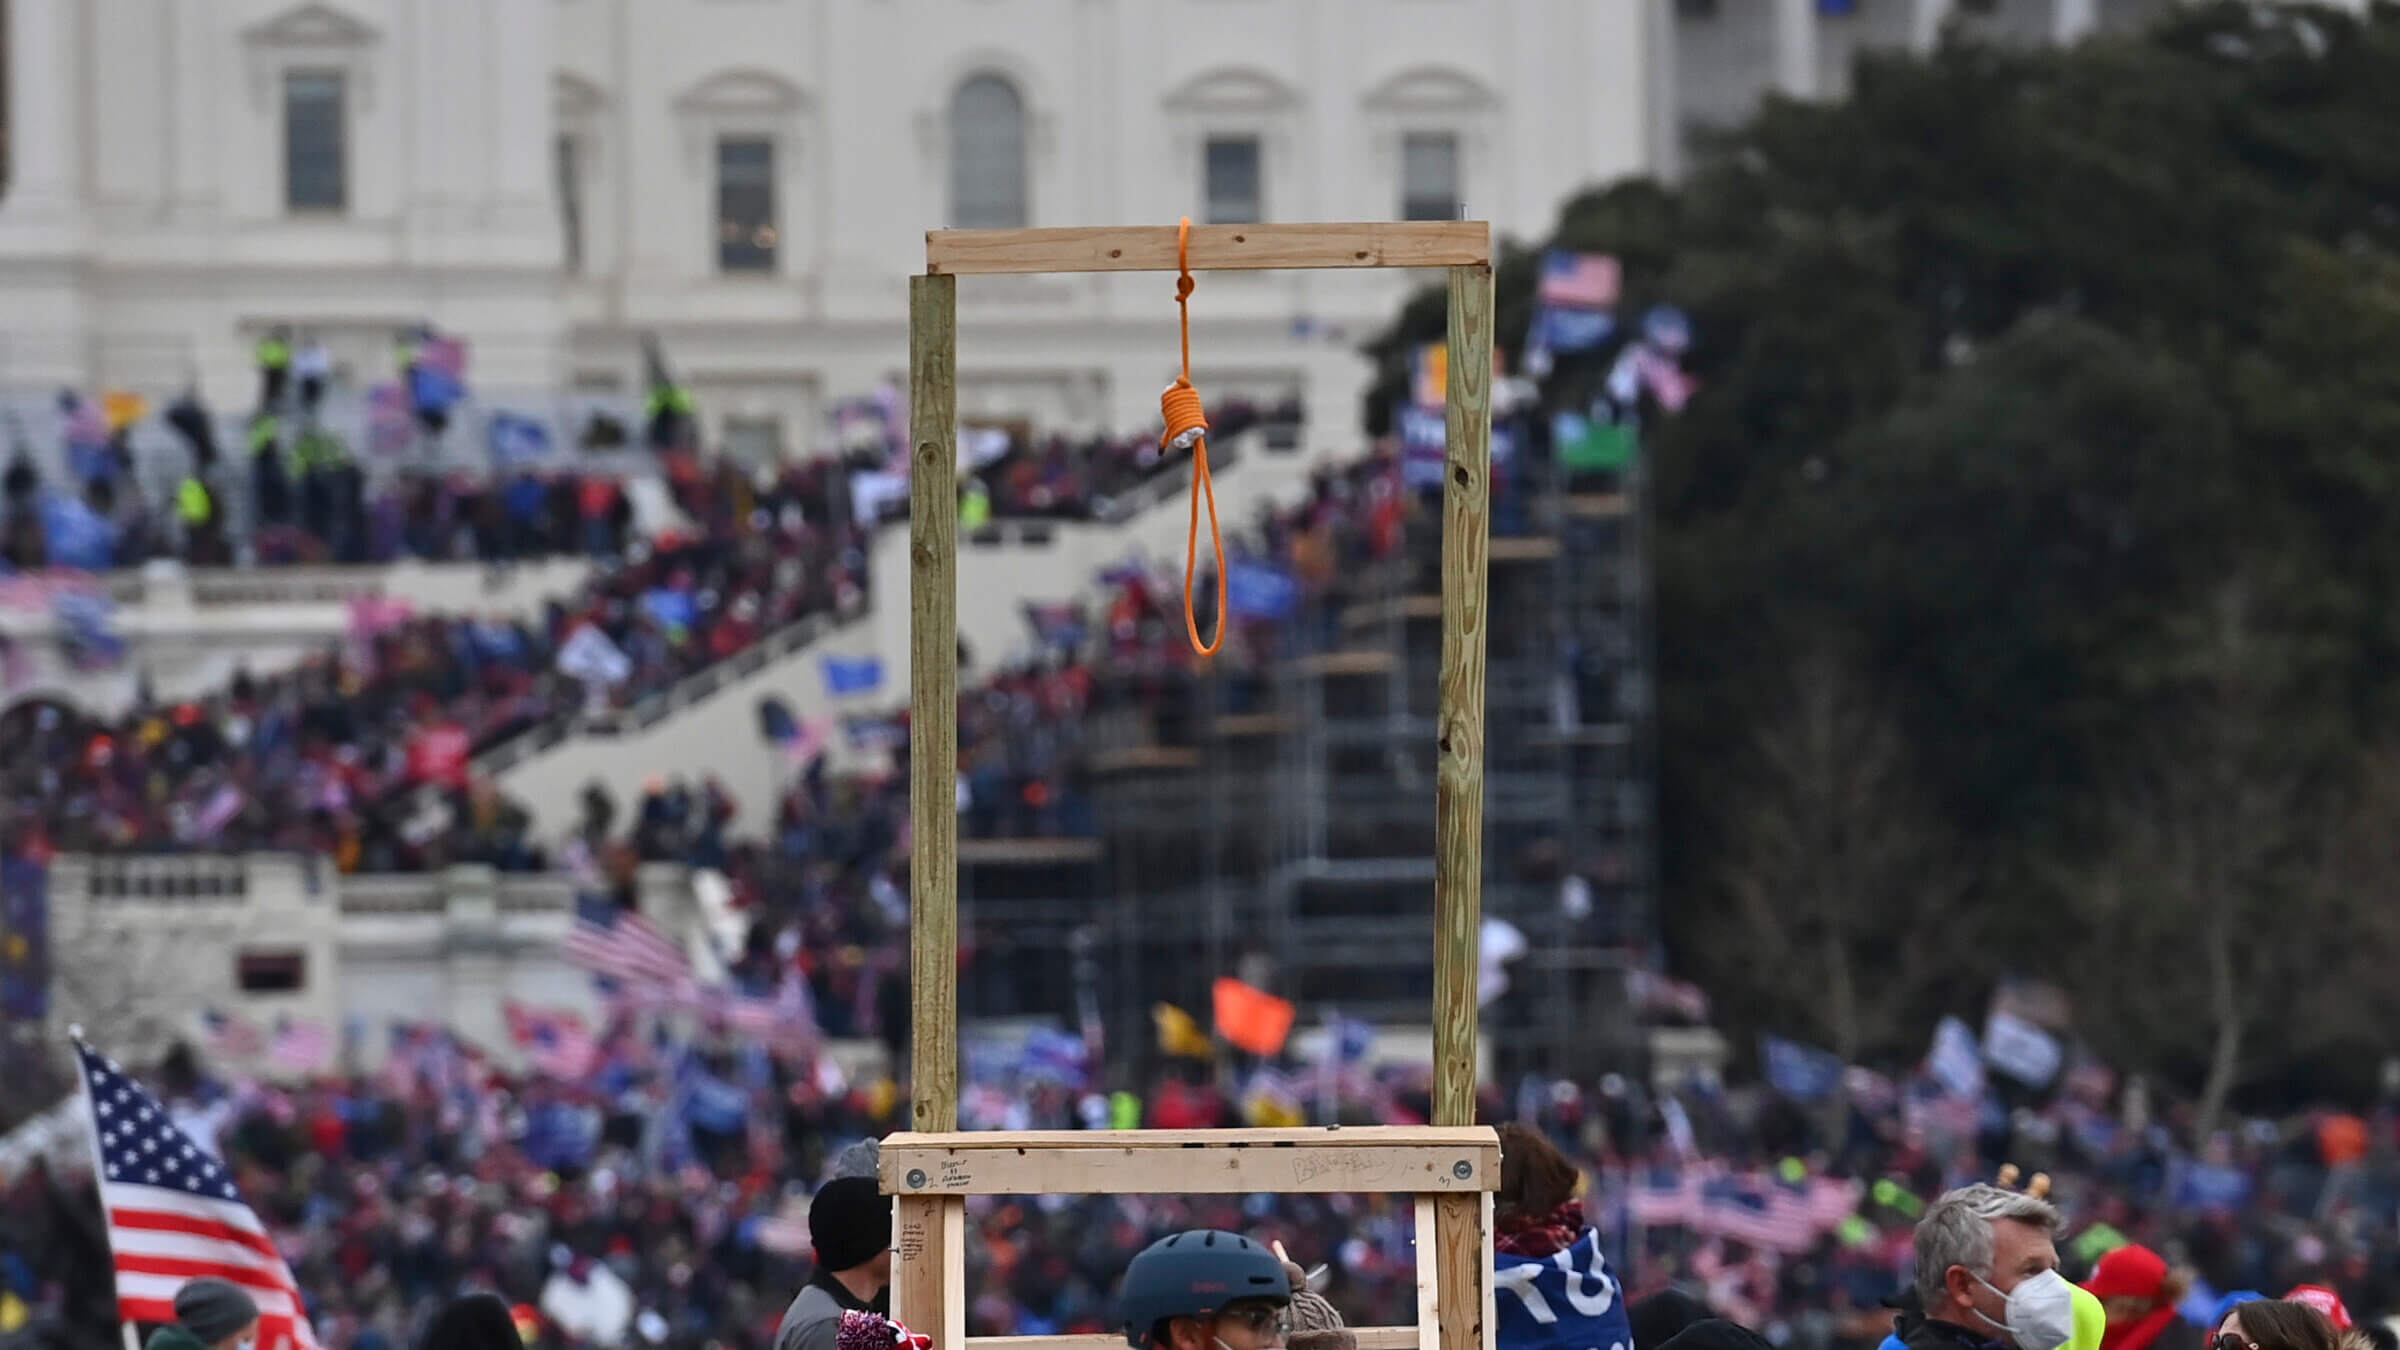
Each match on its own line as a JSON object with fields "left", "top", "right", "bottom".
{"left": 1631, "top": 1291, "right": 1714, "bottom": 1350}
{"left": 1656, "top": 1319, "right": 1777, "bottom": 1350}
{"left": 1276, "top": 1258, "right": 1353, "bottom": 1335}
{"left": 174, "top": 1279, "right": 259, "bottom": 1345}
{"left": 830, "top": 1138, "right": 883, "bottom": 1181}
{"left": 811, "top": 1176, "right": 892, "bottom": 1273}
{"left": 420, "top": 1293, "right": 525, "bottom": 1350}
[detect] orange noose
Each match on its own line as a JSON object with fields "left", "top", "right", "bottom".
{"left": 1161, "top": 217, "right": 1226, "bottom": 657}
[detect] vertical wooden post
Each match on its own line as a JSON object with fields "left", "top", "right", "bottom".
{"left": 901, "top": 271, "right": 964, "bottom": 1349}
{"left": 1431, "top": 262, "right": 1494, "bottom": 1350}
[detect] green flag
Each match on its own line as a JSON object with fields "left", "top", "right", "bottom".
{"left": 1555, "top": 412, "right": 1636, "bottom": 472}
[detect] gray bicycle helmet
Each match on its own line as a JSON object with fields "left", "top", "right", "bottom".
{"left": 1119, "top": 1229, "right": 1291, "bottom": 1349}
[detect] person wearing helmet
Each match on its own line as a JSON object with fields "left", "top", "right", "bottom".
{"left": 1120, "top": 1230, "right": 1292, "bottom": 1350}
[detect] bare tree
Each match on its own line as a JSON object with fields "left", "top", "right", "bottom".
{"left": 1711, "top": 642, "right": 1973, "bottom": 1065}
{"left": 2077, "top": 579, "right": 2365, "bottom": 1135}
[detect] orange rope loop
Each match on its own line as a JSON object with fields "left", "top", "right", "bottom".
{"left": 1163, "top": 217, "right": 1225, "bottom": 657}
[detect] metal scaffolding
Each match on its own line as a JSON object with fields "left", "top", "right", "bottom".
{"left": 952, "top": 442, "right": 1659, "bottom": 1086}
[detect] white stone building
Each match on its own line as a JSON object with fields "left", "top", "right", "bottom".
{"left": 0, "top": 0, "right": 1665, "bottom": 457}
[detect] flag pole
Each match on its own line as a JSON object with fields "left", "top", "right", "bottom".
{"left": 67, "top": 1028, "right": 142, "bottom": 1350}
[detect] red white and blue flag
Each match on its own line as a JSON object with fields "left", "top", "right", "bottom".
{"left": 1537, "top": 251, "right": 1622, "bottom": 311}
{"left": 75, "top": 1038, "right": 320, "bottom": 1350}
{"left": 504, "top": 1001, "right": 599, "bottom": 1080}
{"left": 565, "top": 898, "right": 691, "bottom": 987}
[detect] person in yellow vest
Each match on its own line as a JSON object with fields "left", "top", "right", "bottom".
{"left": 255, "top": 326, "right": 292, "bottom": 412}
{"left": 177, "top": 473, "right": 222, "bottom": 565}
{"left": 959, "top": 476, "right": 992, "bottom": 530}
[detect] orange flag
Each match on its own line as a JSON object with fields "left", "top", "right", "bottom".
{"left": 1212, "top": 977, "right": 1296, "bottom": 1057}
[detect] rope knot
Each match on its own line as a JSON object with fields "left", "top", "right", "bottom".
{"left": 1169, "top": 216, "right": 1223, "bottom": 658}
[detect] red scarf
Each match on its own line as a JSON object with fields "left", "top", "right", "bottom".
{"left": 1496, "top": 1199, "right": 1585, "bottom": 1258}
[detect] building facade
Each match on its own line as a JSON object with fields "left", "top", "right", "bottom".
{"left": 0, "top": 0, "right": 1663, "bottom": 456}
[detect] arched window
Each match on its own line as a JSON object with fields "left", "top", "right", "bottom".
{"left": 949, "top": 74, "right": 1026, "bottom": 229}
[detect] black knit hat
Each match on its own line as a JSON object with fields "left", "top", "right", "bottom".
{"left": 173, "top": 1279, "right": 259, "bottom": 1345}
{"left": 811, "top": 1176, "right": 892, "bottom": 1273}
{"left": 1630, "top": 1290, "right": 1713, "bottom": 1350}
{"left": 1656, "top": 1319, "right": 1775, "bottom": 1350}
{"left": 420, "top": 1293, "right": 524, "bottom": 1350}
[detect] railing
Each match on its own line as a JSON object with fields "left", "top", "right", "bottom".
{"left": 472, "top": 429, "right": 1263, "bottom": 775}
{"left": 336, "top": 877, "right": 449, "bottom": 915}
{"left": 472, "top": 605, "right": 849, "bottom": 775}
{"left": 78, "top": 856, "right": 253, "bottom": 902}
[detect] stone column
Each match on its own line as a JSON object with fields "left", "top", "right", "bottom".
{"left": 1774, "top": 0, "right": 1819, "bottom": 100}
{"left": 2054, "top": 0, "right": 2098, "bottom": 44}
{"left": 1914, "top": 0, "right": 1957, "bottom": 55}
{"left": 0, "top": 0, "right": 87, "bottom": 228}
{"left": 486, "top": 0, "right": 556, "bottom": 243}
{"left": 164, "top": 0, "right": 221, "bottom": 223}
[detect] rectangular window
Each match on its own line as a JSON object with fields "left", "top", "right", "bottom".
{"left": 716, "top": 135, "right": 778, "bottom": 274}
{"left": 1400, "top": 131, "right": 1460, "bottom": 222}
{"left": 1203, "top": 135, "right": 1263, "bottom": 225}
{"left": 236, "top": 950, "right": 307, "bottom": 993}
{"left": 556, "top": 133, "right": 584, "bottom": 273}
{"left": 284, "top": 70, "right": 349, "bottom": 212}
{"left": 722, "top": 415, "right": 785, "bottom": 464}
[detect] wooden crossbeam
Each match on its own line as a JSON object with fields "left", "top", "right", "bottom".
{"left": 926, "top": 222, "right": 1490, "bottom": 275}
{"left": 975, "top": 1331, "right": 1425, "bottom": 1350}
{"left": 880, "top": 1127, "right": 1500, "bottom": 1197}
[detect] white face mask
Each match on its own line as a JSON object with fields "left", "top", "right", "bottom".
{"left": 1972, "top": 1270, "right": 2077, "bottom": 1350}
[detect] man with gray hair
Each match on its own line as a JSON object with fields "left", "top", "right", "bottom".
{"left": 1894, "top": 1184, "right": 2075, "bottom": 1350}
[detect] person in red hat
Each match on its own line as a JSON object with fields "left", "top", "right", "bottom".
{"left": 2283, "top": 1288, "right": 2353, "bottom": 1334}
{"left": 2083, "top": 1245, "right": 2196, "bottom": 1350}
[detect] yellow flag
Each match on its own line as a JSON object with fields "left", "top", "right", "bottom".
{"left": 1153, "top": 1002, "right": 1213, "bottom": 1059}
{"left": 102, "top": 391, "right": 149, "bottom": 434}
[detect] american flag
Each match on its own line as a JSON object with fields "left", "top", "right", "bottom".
{"left": 266, "top": 1020, "right": 332, "bottom": 1078}
{"left": 1538, "top": 250, "right": 1622, "bottom": 311}
{"left": 75, "top": 1039, "right": 320, "bottom": 1350}
{"left": 503, "top": 1001, "right": 598, "bottom": 1080}
{"left": 200, "top": 1010, "right": 263, "bottom": 1060}
{"left": 1621, "top": 1167, "right": 1856, "bottom": 1254}
{"left": 564, "top": 897, "right": 691, "bottom": 987}
{"left": 716, "top": 977, "right": 819, "bottom": 1053}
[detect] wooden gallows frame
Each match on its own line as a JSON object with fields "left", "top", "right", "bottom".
{"left": 880, "top": 220, "right": 1502, "bottom": 1350}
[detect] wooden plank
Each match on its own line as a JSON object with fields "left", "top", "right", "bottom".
{"left": 1213, "top": 713, "right": 1289, "bottom": 738}
{"left": 1431, "top": 1192, "right": 1490, "bottom": 1350}
{"left": 973, "top": 1330, "right": 1423, "bottom": 1350}
{"left": 883, "top": 1126, "right": 1492, "bottom": 1150}
{"left": 879, "top": 1127, "right": 1499, "bottom": 1196}
{"left": 1565, "top": 492, "right": 1629, "bottom": 519}
{"left": 894, "top": 1194, "right": 965, "bottom": 1350}
{"left": 908, "top": 273, "right": 960, "bottom": 1136}
{"left": 927, "top": 222, "right": 1490, "bottom": 275}
{"left": 1343, "top": 594, "right": 1445, "bottom": 632}
{"left": 1433, "top": 264, "right": 1493, "bottom": 1129}
{"left": 955, "top": 837, "right": 1103, "bottom": 865}
{"left": 1087, "top": 746, "right": 1202, "bottom": 774}
{"left": 1488, "top": 535, "right": 1559, "bottom": 563}
{"left": 1299, "top": 649, "right": 1397, "bottom": 678}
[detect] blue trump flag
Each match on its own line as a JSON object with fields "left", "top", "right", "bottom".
{"left": 1225, "top": 560, "right": 1299, "bottom": 621}
{"left": 821, "top": 654, "right": 884, "bottom": 696}
{"left": 1494, "top": 1230, "right": 1632, "bottom": 1350}
{"left": 1761, "top": 1035, "right": 1845, "bottom": 1103}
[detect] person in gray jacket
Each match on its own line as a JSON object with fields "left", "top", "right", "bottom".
{"left": 775, "top": 1177, "right": 892, "bottom": 1350}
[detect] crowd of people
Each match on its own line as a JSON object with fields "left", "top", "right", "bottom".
{"left": 0, "top": 460, "right": 867, "bottom": 868}
{"left": 0, "top": 364, "right": 1301, "bottom": 574}
{"left": 8, "top": 1008, "right": 2400, "bottom": 1350}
